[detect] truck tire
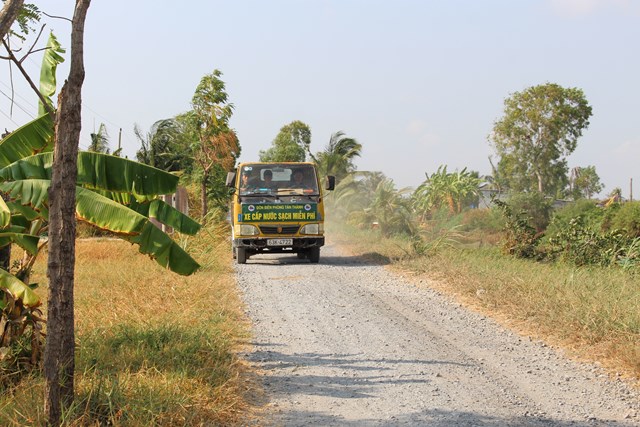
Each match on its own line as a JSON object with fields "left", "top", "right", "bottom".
{"left": 237, "top": 247, "right": 247, "bottom": 264}
{"left": 308, "top": 247, "right": 320, "bottom": 263}
{"left": 296, "top": 251, "right": 307, "bottom": 260}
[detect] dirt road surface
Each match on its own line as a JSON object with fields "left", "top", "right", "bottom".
{"left": 237, "top": 243, "right": 640, "bottom": 426}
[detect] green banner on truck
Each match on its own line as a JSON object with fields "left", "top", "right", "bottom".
{"left": 239, "top": 203, "right": 318, "bottom": 222}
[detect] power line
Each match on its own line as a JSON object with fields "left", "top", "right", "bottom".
{"left": 0, "top": 107, "right": 23, "bottom": 128}
{"left": 0, "top": 88, "right": 37, "bottom": 119}
{"left": 0, "top": 79, "right": 40, "bottom": 112}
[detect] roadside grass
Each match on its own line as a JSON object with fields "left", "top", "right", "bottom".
{"left": 0, "top": 223, "right": 254, "bottom": 426}
{"left": 329, "top": 221, "right": 640, "bottom": 382}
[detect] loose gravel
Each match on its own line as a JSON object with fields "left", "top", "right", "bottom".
{"left": 236, "top": 242, "right": 640, "bottom": 426}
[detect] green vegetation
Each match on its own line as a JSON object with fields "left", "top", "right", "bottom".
{"left": 312, "top": 131, "right": 362, "bottom": 182}
{"left": 259, "top": 120, "right": 311, "bottom": 162}
{"left": 413, "top": 166, "right": 481, "bottom": 216}
{"left": 489, "top": 82, "right": 593, "bottom": 196}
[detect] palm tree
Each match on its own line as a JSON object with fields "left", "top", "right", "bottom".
{"left": 370, "top": 178, "right": 414, "bottom": 236}
{"left": 315, "top": 131, "right": 362, "bottom": 182}
{"left": 135, "top": 118, "right": 192, "bottom": 172}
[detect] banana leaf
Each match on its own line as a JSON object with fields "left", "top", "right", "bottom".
{"left": 6, "top": 201, "right": 41, "bottom": 221}
{"left": 0, "top": 176, "right": 199, "bottom": 276}
{"left": 0, "top": 151, "right": 52, "bottom": 181}
{"left": 75, "top": 186, "right": 146, "bottom": 234}
{"left": 76, "top": 190, "right": 199, "bottom": 274}
{"left": 39, "top": 32, "right": 65, "bottom": 117}
{"left": 0, "top": 233, "right": 40, "bottom": 255}
{"left": 0, "top": 115, "right": 54, "bottom": 168}
{"left": 0, "top": 179, "right": 50, "bottom": 212}
{"left": 0, "top": 152, "right": 180, "bottom": 196}
{"left": 129, "top": 199, "right": 201, "bottom": 235}
{"left": 127, "top": 221, "right": 200, "bottom": 276}
{"left": 0, "top": 196, "right": 10, "bottom": 228}
{"left": 77, "top": 152, "right": 179, "bottom": 195}
{"left": 8, "top": 215, "right": 29, "bottom": 231}
{"left": 75, "top": 188, "right": 199, "bottom": 275}
{"left": 0, "top": 269, "right": 40, "bottom": 307}
{"left": 0, "top": 180, "right": 147, "bottom": 234}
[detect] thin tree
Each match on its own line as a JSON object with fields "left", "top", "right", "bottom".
{"left": 44, "top": 1, "right": 90, "bottom": 425}
{"left": 189, "top": 70, "right": 239, "bottom": 219}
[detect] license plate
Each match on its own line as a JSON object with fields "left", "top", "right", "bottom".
{"left": 267, "top": 238, "right": 293, "bottom": 246}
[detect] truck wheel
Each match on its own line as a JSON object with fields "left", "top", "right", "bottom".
{"left": 308, "top": 247, "right": 320, "bottom": 263}
{"left": 237, "top": 247, "right": 247, "bottom": 264}
{"left": 296, "top": 251, "right": 307, "bottom": 260}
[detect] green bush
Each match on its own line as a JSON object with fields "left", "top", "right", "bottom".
{"left": 493, "top": 197, "right": 542, "bottom": 259}
{"left": 546, "top": 199, "right": 603, "bottom": 237}
{"left": 547, "top": 217, "right": 629, "bottom": 266}
{"left": 507, "top": 192, "right": 553, "bottom": 232}
{"left": 461, "top": 208, "right": 503, "bottom": 234}
{"left": 608, "top": 201, "right": 640, "bottom": 238}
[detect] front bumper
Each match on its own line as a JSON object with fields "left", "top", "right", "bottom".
{"left": 234, "top": 236, "right": 324, "bottom": 252}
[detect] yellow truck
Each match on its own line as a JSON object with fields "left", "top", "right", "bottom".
{"left": 226, "top": 162, "right": 334, "bottom": 264}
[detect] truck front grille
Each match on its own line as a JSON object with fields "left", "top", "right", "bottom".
{"left": 259, "top": 225, "right": 300, "bottom": 235}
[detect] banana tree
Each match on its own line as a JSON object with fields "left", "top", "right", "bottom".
{"left": 0, "top": 122, "right": 202, "bottom": 364}
{"left": 0, "top": 144, "right": 202, "bottom": 281}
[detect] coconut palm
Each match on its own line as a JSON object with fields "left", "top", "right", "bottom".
{"left": 315, "top": 131, "right": 362, "bottom": 182}
{"left": 135, "top": 118, "right": 192, "bottom": 172}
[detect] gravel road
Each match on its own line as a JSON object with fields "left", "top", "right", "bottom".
{"left": 236, "top": 242, "right": 640, "bottom": 426}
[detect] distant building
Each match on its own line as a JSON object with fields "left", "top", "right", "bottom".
{"left": 477, "top": 183, "right": 507, "bottom": 209}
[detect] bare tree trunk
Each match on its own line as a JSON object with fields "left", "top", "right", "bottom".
{"left": 201, "top": 170, "right": 208, "bottom": 220}
{"left": 44, "top": 1, "right": 90, "bottom": 425}
{"left": 536, "top": 171, "right": 543, "bottom": 193}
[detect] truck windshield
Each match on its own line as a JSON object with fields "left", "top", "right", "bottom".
{"left": 239, "top": 164, "right": 319, "bottom": 196}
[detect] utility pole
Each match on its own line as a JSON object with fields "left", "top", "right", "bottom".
{"left": 630, "top": 178, "right": 633, "bottom": 203}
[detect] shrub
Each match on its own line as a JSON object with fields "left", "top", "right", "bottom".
{"left": 546, "top": 199, "right": 603, "bottom": 237}
{"left": 547, "top": 216, "right": 633, "bottom": 267}
{"left": 608, "top": 201, "right": 640, "bottom": 238}
{"left": 493, "top": 197, "right": 542, "bottom": 259}
{"left": 507, "top": 192, "right": 553, "bottom": 232}
{"left": 461, "top": 208, "right": 503, "bottom": 234}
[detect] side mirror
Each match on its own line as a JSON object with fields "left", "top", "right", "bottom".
{"left": 225, "top": 171, "right": 236, "bottom": 188}
{"left": 325, "top": 175, "right": 335, "bottom": 191}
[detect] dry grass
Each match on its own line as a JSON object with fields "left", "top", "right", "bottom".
{"left": 0, "top": 223, "right": 256, "bottom": 426}
{"left": 330, "top": 222, "right": 640, "bottom": 383}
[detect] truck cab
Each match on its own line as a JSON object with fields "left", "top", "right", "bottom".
{"left": 226, "top": 162, "right": 334, "bottom": 264}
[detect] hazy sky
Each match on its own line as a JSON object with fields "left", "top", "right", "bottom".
{"left": 1, "top": 0, "right": 639, "bottom": 196}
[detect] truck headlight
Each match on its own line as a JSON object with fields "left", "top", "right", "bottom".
{"left": 235, "top": 224, "right": 259, "bottom": 236}
{"left": 301, "top": 223, "right": 323, "bottom": 235}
